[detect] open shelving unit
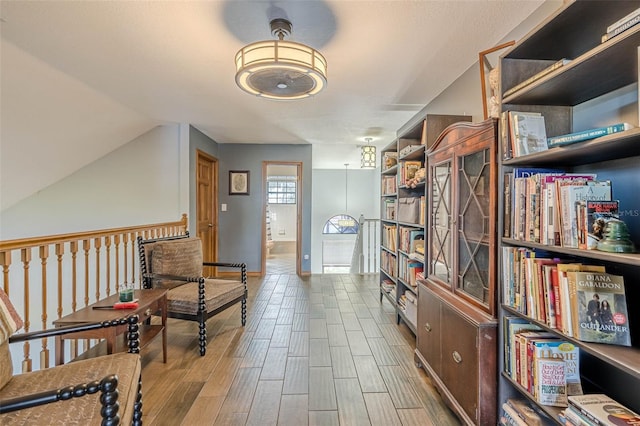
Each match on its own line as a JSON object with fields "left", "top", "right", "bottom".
{"left": 497, "top": 1, "right": 640, "bottom": 423}
{"left": 379, "top": 113, "right": 469, "bottom": 335}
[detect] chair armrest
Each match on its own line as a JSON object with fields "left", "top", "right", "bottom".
{"left": 142, "top": 272, "right": 202, "bottom": 283}
{"left": 202, "top": 262, "right": 247, "bottom": 287}
{"left": 203, "top": 262, "right": 246, "bottom": 269}
{"left": 9, "top": 315, "right": 141, "bottom": 354}
{"left": 0, "top": 374, "right": 120, "bottom": 415}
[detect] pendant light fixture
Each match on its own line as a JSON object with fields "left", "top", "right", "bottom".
{"left": 235, "top": 18, "right": 327, "bottom": 100}
{"left": 361, "top": 138, "right": 376, "bottom": 168}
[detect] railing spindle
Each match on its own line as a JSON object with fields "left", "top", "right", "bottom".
{"left": 0, "top": 215, "right": 188, "bottom": 370}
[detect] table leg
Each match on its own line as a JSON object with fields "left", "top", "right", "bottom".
{"left": 106, "top": 328, "right": 116, "bottom": 354}
{"left": 55, "top": 335, "right": 64, "bottom": 366}
{"left": 162, "top": 295, "right": 167, "bottom": 363}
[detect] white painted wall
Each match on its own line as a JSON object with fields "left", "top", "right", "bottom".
{"left": 270, "top": 204, "right": 297, "bottom": 242}
{"left": 0, "top": 124, "right": 185, "bottom": 240}
{"left": 311, "top": 167, "right": 380, "bottom": 273}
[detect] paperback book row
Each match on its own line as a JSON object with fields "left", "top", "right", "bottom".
{"left": 380, "top": 250, "right": 397, "bottom": 279}
{"left": 500, "top": 110, "right": 633, "bottom": 160}
{"left": 398, "top": 254, "right": 423, "bottom": 288}
{"left": 382, "top": 224, "right": 397, "bottom": 252}
{"left": 502, "top": 246, "right": 631, "bottom": 347}
{"left": 562, "top": 393, "right": 640, "bottom": 426}
{"left": 381, "top": 175, "right": 397, "bottom": 196}
{"left": 500, "top": 397, "right": 548, "bottom": 426}
{"left": 504, "top": 315, "right": 582, "bottom": 407}
{"left": 504, "top": 168, "right": 625, "bottom": 250}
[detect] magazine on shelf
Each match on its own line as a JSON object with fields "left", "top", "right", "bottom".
{"left": 535, "top": 357, "right": 567, "bottom": 407}
{"left": 577, "top": 200, "right": 619, "bottom": 250}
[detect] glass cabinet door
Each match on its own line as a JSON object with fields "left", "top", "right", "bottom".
{"left": 457, "top": 148, "right": 491, "bottom": 306}
{"left": 430, "top": 161, "right": 452, "bottom": 283}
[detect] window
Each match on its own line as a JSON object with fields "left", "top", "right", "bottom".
{"left": 322, "top": 214, "right": 359, "bottom": 234}
{"left": 267, "top": 176, "right": 296, "bottom": 204}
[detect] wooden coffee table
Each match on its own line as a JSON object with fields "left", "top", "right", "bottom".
{"left": 53, "top": 289, "right": 167, "bottom": 365}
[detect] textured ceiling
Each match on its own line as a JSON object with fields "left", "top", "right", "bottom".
{"left": 0, "top": 0, "right": 556, "bottom": 209}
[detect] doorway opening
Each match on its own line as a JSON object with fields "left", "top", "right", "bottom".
{"left": 262, "top": 162, "right": 302, "bottom": 275}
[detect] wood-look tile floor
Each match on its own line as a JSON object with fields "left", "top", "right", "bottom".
{"left": 139, "top": 274, "right": 461, "bottom": 426}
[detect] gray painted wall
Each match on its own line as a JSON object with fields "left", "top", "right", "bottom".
{"left": 217, "top": 143, "right": 313, "bottom": 273}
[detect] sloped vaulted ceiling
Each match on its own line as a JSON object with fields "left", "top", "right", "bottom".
{"left": 0, "top": 0, "right": 554, "bottom": 210}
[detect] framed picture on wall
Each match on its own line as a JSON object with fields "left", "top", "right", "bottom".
{"left": 229, "top": 170, "right": 250, "bottom": 195}
{"left": 479, "top": 40, "right": 515, "bottom": 119}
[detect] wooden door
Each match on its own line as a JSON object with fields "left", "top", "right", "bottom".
{"left": 196, "top": 150, "right": 218, "bottom": 277}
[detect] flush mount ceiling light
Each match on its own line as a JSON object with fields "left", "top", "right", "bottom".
{"left": 361, "top": 138, "right": 376, "bottom": 168}
{"left": 235, "top": 18, "right": 327, "bottom": 100}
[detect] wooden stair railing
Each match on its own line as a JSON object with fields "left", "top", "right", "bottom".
{"left": 0, "top": 214, "right": 188, "bottom": 372}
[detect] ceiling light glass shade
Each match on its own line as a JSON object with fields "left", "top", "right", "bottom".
{"left": 235, "top": 40, "right": 327, "bottom": 100}
{"left": 361, "top": 145, "right": 376, "bottom": 168}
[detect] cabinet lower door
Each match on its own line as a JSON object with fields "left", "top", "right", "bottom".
{"left": 417, "top": 285, "right": 441, "bottom": 376}
{"left": 440, "top": 303, "right": 480, "bottom": 423}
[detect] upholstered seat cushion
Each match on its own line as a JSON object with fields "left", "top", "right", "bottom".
{"left": 150, "top": 238, "right": 203, "bottom": 289}
{"left": 0, "top": 351, "right": 141, "bottom": 425}
{"left": 166, "top": 279, "right": 245, "bottom": 315}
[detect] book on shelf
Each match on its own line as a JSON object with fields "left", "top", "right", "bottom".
{"left": 398, "top": 144, "right": 422, "bottom": 157}
{"left": 503, "top": 172, "right": 512, "bottom": 237}
{"left": 607, "top": 7, "right": 640, "bottom": 33}
{"left": 500, "top": 248, "right": 628, "bottom": 341}
{"left": 535, "top": 356, "right": 567, "bottom": 407}
{"left": 559, "top": 181, "right": 612, "bottom": 248}
{"left": 568, "top": 394, "right": 640, "bottom": 426}
{"left": 500, "top": 111, "right": 513, "bottom": 160}
{"left": 500, "top": 402, "right": 529, "bottom": 426}
{"left": 503, "top": 58, "right": 571, "bottom": 98}
{"left": 504, "top": 398, "right": 544, "bottom": 426}
{"left": 382, "top": 175, "right": 397, "bottom": 196}
{"left": 509, "top": 111, "right": 548, "bottom": 157}
{"left": 547, "top": 123, "right": 634, "bottom": 148}
{"left": 577, "top": 200, "right": 619, "bottom": 250}
{"left": 573, "top": 271, "right": 631, "bottom": 346}
{"left": 566, "top": 264, "right": 606, "bottom": 338}
{"left": 507, "top": 169, "right": 565, "bottom": 242}
{"left": 530, "top": 338, "right": 581, "bottom": 399}
{"left": 602, "top": 10, "right": 640, "bottom": 43}
{"left": 503, "top": 316, "right": 542, "bottom": 378}
{"left": 553, "top": 175, "right": 597, "bottom": 247}
{"left": 516, "top": 331, "right": 555, "bottom": 391}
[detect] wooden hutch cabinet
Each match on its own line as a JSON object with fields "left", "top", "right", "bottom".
{"left": 416, "top": 119, "right": 499, "bottom": 425}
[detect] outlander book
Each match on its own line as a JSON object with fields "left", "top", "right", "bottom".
{"left": 574, "top": 272, "right": 631, "bottom": 346}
